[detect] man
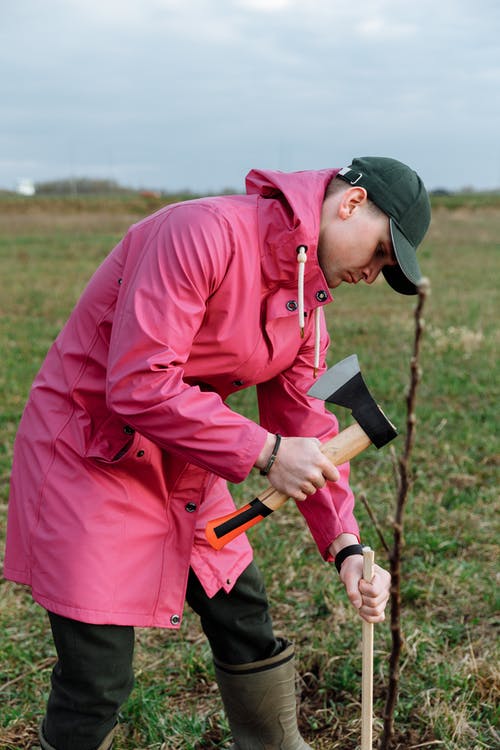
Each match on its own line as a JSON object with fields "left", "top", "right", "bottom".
{"left": 4, "top": 156, "right": 431, "bottom": 750}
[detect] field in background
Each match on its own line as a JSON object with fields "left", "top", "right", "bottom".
{"left": 0, "top": 193, "right": 498, "bottom": 749}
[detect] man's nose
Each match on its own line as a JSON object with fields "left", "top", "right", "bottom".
{"left": 363, "top": 262, "right": 383, "bottom": 284}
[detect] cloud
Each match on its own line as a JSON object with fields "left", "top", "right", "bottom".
{"left": 356, "top": 17, "right": 416, "bottom": 39}
{"left": 237, "top": 0, "right": 292, "bottom": 10}
{"left": 1, "top": 0, "right": 499, "bottom": 191}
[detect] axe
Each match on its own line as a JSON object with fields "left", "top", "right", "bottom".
{"left": 205, "top": 354, "right": 397, "bottom": 550}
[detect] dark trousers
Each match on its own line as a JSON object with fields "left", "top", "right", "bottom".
{"left": 43, "top": 562, "right": 281, "bottom": 750}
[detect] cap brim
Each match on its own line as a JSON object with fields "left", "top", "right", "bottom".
{"left": 383, "top": 220, "right": 422, "bottom": 295}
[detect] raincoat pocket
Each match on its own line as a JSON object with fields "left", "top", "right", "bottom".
{"left": 83, "top": 414, "right": 140, "bottom": 464}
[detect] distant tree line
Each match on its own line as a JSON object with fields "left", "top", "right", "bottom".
{"left": 26, "top": 178, "right": 500, "bottom": 201}
{"left": 35, "top": 178, "right": 135, "bottom": 195}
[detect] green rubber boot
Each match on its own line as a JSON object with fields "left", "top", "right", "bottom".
{"left": 38, "top": 722, "right": 115, "bottom": 750}
{"left": 214, "top": 642, "right": 312, "bottom": 749}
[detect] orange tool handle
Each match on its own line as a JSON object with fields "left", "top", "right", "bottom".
{"left": 205, "top": 422, "right": 371, "bottom": 550}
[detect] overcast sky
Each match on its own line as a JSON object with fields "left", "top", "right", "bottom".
{"left": 1, "top": 0, "right": 499, "bottom": 193}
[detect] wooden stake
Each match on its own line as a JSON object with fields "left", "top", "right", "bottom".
{"left": 361, "top": 546, "right": 375, "bottom": 750}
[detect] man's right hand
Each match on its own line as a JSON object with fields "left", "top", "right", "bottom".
{"left": 256, "top": 434, "right": 340, "bottom": 501}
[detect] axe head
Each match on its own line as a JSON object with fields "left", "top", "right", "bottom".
{"left": 308, "top": 354, "right": 397, "bottom": 448}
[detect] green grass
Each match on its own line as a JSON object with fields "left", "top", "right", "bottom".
{"left": 0, "top": 195, "right": 498, "bottom": 749}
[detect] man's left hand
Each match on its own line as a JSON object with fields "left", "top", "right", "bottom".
{"left": 339, "top": 555, "right": 391, "bottom": 623}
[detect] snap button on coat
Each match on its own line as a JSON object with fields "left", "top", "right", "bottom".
{"left": 185, "top": 502, "right": 197, "bottom": 513}
{"left": 286, "top": 300, "right": 298, "bottom": 311}
{"left": 316, "top": 290, "right": 328, "bottom": 302}
{"left": 170, "top": 614, "right": 181, "bottom": 625}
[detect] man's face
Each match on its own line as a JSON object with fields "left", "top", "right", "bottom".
{"left": 318, "top": 186, "right": 397, "bottom": 289}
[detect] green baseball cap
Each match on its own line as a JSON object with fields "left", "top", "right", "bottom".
{"left": 338, "top": 156, "right": 431, "bottom": 295}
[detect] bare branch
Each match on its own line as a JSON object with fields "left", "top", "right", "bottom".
{"left": 359, "top": 492, "right": 390, "bottom": 553}
{"left": 379, "top": 277, "right": 430, "bottom": 750}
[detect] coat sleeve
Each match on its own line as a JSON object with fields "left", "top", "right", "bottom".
{"left": 256, "top": 308, "right": 359, "bottom": 559}
{"left": 106, "top": 203, "right": 267, "bottom": 483}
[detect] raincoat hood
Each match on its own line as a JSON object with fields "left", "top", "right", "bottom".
{"left": 245, "top": 167, "right": 338, "bottom": 286}
{"left": 246, "top": 168, "right": 338, "bottom": 371}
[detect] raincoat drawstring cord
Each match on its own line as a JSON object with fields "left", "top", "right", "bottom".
{"left": 313, "top": 307, "right": 320, "bottom": 377}
{"left": 297, "top": 245, "right": 307, "bottom": 337}
{"left": 297, "top": 245, "right": 321, "bottom": 378}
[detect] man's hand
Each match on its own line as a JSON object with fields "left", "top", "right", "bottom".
{"left": 339, "top": 554, "right": 391, "bottom": 623}
{"left": 328, "top": 534, "right": 391, "bottom": 623}
{"left": 256, "top": 434, "right": 340, "bottom": 501}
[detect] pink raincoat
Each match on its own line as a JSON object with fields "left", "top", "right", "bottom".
{"left": 4, "top": 168, "right": 359, "bottom": 627}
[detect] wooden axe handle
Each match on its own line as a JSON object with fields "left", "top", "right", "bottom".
{"left": 205, "top": 422, "right": 371, "bottom": 550}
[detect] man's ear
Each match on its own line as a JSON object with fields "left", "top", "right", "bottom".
{"left": 338, "top": 186, "right": 368, "bottom": 219}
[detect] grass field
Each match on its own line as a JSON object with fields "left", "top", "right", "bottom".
{"left": 0, "top": 193, "right": 498, "bottom": 750}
